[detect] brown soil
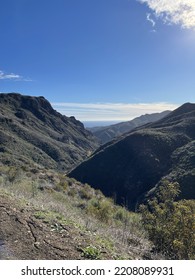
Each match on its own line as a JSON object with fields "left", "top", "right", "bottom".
{"left": 0, "top": 193, "right": 98, "bottom": 260}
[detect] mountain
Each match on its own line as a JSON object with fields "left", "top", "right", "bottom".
{"left": 0, "top": 93, "right": 98, "bottom": 171}
{"left": 69, "top": 103, "right": 195, "bottom": 210}
{"left": 88, "top": 111, "right": 171, "bottom": 144}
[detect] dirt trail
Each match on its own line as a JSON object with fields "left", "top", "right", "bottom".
{"left": 0, "top": 193, "right": 87, "bottom": 260}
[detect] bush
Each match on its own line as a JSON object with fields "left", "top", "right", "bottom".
{"left": 54, "top": 175, "right": 68, "bottom": 192}
{"left": 139, "top": 181, "right": 195, "bottom": 259}
{"left": 81, "top": 246, "right": 101, "bottom": 259}
{"left": 87, "top": 197, "right": 114, "bottom": 223}
{"left": 114, "top": 207, "right": 127, "bottom": 223}
{"left": 79, "top": 184, "right": 93, "bottom": 200}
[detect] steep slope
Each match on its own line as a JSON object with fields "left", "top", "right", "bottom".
{"left": 88, "top": 111, "right": 171, "bottom": 144}
{"left": 0, "top": 167, "right": 153, "bottom": 260}
{"left": 0, "top": 93, "right": 98, "bottom": 171}
{"left": 69, "top": 103, "right": 195, "bottom": 210}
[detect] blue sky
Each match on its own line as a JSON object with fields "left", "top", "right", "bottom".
{"left": 0, "top": 0, "right": 195, "bottom": 122}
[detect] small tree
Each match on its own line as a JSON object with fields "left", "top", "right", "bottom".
{"left": 139, "top": 181, "right": 195, "bottom": 259}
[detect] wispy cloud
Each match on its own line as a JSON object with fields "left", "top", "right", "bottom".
{"left": 52, "top": 102, "right": 178, "bottom": 122}
{"left": 138, "top": 0, "right": 195, "bottom": 30}
{"left": 147, "top": 13, "right": 156, "bottom": 27}
{"left": 146, "top": 13, "right": 156, "bottom": 31}
{"left": 0, "top": 70, "right": 32, "bottom": 81}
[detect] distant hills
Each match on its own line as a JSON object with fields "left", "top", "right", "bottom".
{"left": 0, "top": 93, "right": 98, "bottom": 171}
{"left": 1, "top": 93, "right": 195, "bottom": 211}
{"left": 88, "top": 111, "right": 171, "bottom": 144}
{"left": 69, "top": 103, "right": 195, "bottom": 210}
{"left": 1, "top": 93, "right": 194, "bottom": 260}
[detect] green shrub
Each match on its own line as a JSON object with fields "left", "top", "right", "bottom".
{"left": 87, "top": 197, "right": 114, "bottom": 223}
{"left": 81, "top": 246, "right": 101, "bottom": 259}
{"left": 140, "top": 181, "right": 195, "bottom": 259}
{"left": 31, "top": 181, "right": 38, "bottom": 197}
{"left": 67, "top": 188, "right": 77, "bottom": 197}
{"left": 79, "top": 184, "right": 93, "bottom": 200}
{"left": 7, "top": 167, "right": 21, "bottom": 183}
{"left": 54, "top": 182, "right": 68, "bottom": 192}
{"left": 54, "top": 175, "right": 68, "bottom": 192}
{"left": 0, "top": 176, "right": 4, "bottom": 186}
{"left": 114, "top": 207, "right": 127, "bottom": 223}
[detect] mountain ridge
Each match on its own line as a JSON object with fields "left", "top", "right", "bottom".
{"left": 88, "top": 111, "right": 171, "bottom": 144}
{"left": 0, "top": 93, "right": 98, "bottom": 171}
{"left": 69, "top": 102, "right": 195, "bottom": 210}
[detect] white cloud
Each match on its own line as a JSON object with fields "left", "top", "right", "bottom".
{"left": 52, "top": 102, "right": 178, "bottom": 122}
{"left": 139, "top": 0, "right": 195, "bottom": 29}
{"left": 146, "top": 13, "right": 156, "bottom": 31}
{"left": 147, "top": 13, "right": 156, "bottom": 27}
{"left": 0, "top": 70, "right": 32, "bottom": 81}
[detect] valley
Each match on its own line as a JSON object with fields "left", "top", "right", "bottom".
{"left": 0, "top": 93, "right": 194, "bottom": 260}
{"left": 69, "top": 103, "right": 195, "bottom": 211}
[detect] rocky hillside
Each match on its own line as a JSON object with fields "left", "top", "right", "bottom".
{"left": 0, "top": 93, "right": 98, "bottom": 171}
{"left": 88, "top": 111, "right": 171, "bottom": 144}
{"left": 69, "top": 103, "right": 195, "bottom": 210}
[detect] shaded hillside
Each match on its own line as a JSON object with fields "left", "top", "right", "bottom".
{"left": 88, "top": 111, "right": 171, "bottom": 144}
{"left": 0, "top": 93, "right": 98, "bottom": 171}
{"left": 69, "top": 103, "right": 195, "bottom": 210}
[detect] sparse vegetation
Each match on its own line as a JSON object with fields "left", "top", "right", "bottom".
{"left": 81, "top": 245, "right": 101, "bottom": 260}
{"left": 1, "top": 165, "right": 194, "bottom": 260}
{"left": 0, "top": 165, "right": 152, "bottom": 260}
{"left": 140, "top": 181, "right": 195, "bottom": 259}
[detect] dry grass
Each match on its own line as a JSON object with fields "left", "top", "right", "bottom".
{"left": 0, "top": 165, "right": 158, "bottom": 259}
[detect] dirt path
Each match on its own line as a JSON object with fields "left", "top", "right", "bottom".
{"left": 0, "top": 193, "right": 90, "bottom": 260}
